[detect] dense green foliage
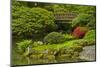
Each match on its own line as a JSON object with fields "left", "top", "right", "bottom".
{"left": 84, "top": 30, "right": 96, "bottom": 40}
{"left": 17, "top": 40, "right": 32, "bottom": 53}
{"left": 57, "top": 23, "right": 72, "bottom": 32}
{"left": 44, "top": 32, "right": 66, "bottom": 44}
{"left": 12, "top": 7, "right": 57, "bottom": 38}
{"left": 12, "top": 0, "right": 28, "bottom": 7}
{"left": 63, "top": 34, "right": 75, "bottom": 40}
{"left": 72, "top": 14, "right": 95, "bottom": 29}
{"left": 12, "top": 0, "right": 96, "bottom": 38}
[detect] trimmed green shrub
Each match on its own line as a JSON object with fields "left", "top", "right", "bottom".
{"left": 12, "top": 7, "right": 57, "bottom": 38}
{"left": 17, "top": 40, "right": 32, "bottom": 53}
{"left": 44, "top": 32, "right": 66, "bottom": 44}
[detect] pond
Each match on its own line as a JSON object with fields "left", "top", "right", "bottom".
{"left": 12, "top": 52, "right": 85, "bottom": 66}
{"left": 12, "top": 47, "right": 89, "bottom": 66}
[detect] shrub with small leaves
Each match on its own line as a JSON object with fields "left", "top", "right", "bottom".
{"left": 44, "top": 32, "right": 66, "bottom": 44}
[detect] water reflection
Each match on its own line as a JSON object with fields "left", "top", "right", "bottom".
{"left": 12, "top": 53, "right": 85, "bottom": 66}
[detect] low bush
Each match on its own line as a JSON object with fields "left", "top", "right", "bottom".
{"left": 72, "top": 26, "right": 88, "bottom": 38}
{"left": 44, "top": 32, "right": 66, "bottom": 44}
{"left": 63, "top": 34, "right": 75, "bottom": 40}
{"left": 84, "top": 30, "right": 95, "bottom": 40}
{"left": 17, "top": 40, "right": 32, "bottom": 53}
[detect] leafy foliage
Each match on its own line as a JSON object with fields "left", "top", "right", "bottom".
{"left": 71, "top": 14, "right": 96, "bottom": 29}
{"left": 44, "top": 32, "right": 66, "bottom": 44}
{"left": 12, "top": 0, "right": 27, "bottom": 6}
{"left": 84, "top": 30, "right": 96, "bottom": 40}
{"left": 12, "top": 7, "right": 57, "bottom": 38}
{"left": 63, "top": 34, "right": 75, "bottom": 40}
{"left": 57, "top": 23, "right": 72, "bottom": 32}
{"left": 72, "top": 14, "right": 90, "bottom": 27}
{"left": 17, "top": 40, "right": 32, "bottom": 53}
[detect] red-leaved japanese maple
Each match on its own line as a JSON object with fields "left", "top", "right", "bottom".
{"left": 72, "top": 26, "right": 88, "bottom": 38}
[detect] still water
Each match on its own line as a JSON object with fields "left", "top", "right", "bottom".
{"left": 12, "top": 49, "right": 85, "bottom": 66}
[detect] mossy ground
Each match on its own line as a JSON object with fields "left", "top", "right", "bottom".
{"left": 32, "top": 39, "right": 95, "bottom": 51}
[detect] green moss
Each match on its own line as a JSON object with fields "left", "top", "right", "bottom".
{"left": 73, "top": 52, "right": 79, "bottom": 57}
{"left": 30, "top": 54, "right": 43, "bottom": 59}
{"left": 31, "top": 36, "right": 95, "bottom": 59}
{"left": 57, "top": 54, "right": 72, "bottom": 60}
{"left": 32, "top": 39, "right": 85, "bottom": 51}
{"left": 42, "top": 55, "right": 55, "bottom": 60}
{"left": 84, "top": 30, "right": 95, "bottom": 40}
{"left": 63, "top": 34, "right": 76, "bottom": 40}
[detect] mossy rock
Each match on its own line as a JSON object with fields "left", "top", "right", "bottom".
{"left": 71, "top": 52, "right": 80, "bottom": 59}
{"left": 55, "top": 47, "right": 75, "bottom": 56}
{"left": 65, "top": 49, "right": 74, "bottom": 55}
{"left": 70, "top": 46, "right": 83, "bottom": 52}
{"left": 42, "top": 54, "right": 55, "bottom": 60}
{"left": 87, "top": 40, "right": 95, "bottom": 46}
{"left": 30, "top": 54, "right": 43, "bottom": 59}
{"left": 79, "top": 41, "right": 88, "bottom": 46}
{"left": 57, "top": 54, "right": 72, "bottom": 60}
{"left": 73, "top": 52, "right": 79, "bottom": 57}
{"left": 42, "top": 49, "right": 58, "bottom": 55}
{"left": 59, "top": 49, "right": 66, "bottom": 54}
{"left": 78, "top": 40, "right": 95, "bottom": 46}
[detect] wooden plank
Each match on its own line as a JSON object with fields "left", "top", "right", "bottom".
{"left": 54, "top": 12, "right": 77, "bottom": 21}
